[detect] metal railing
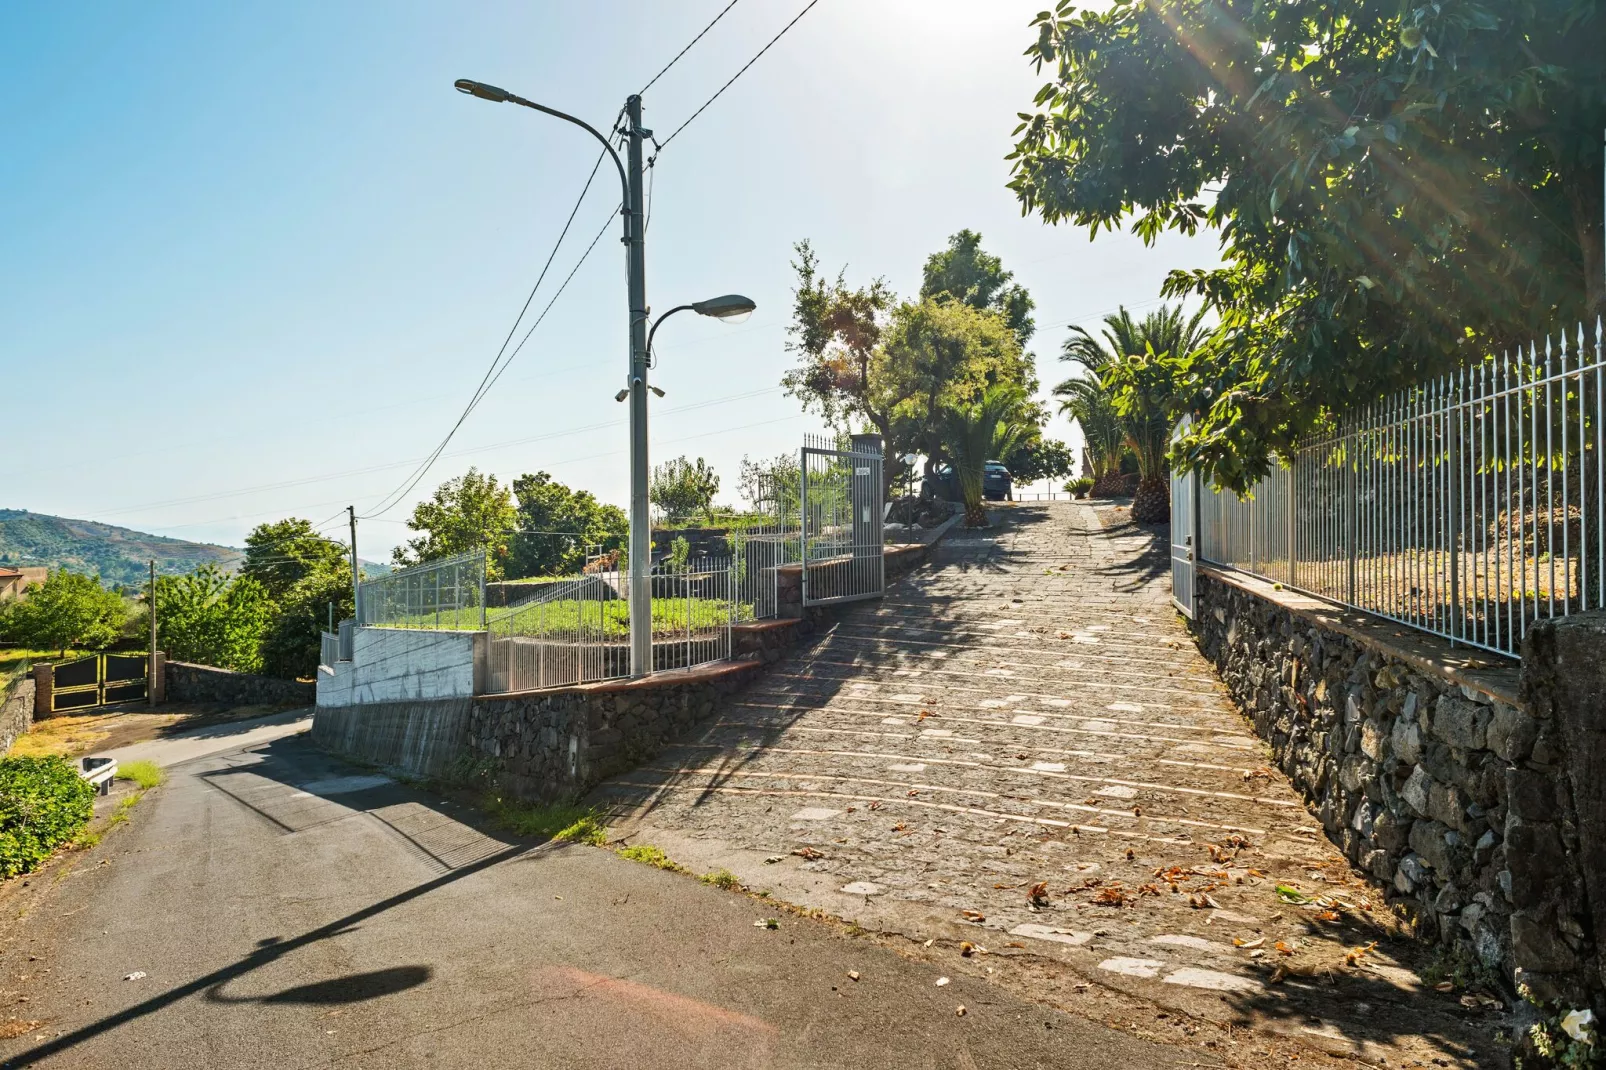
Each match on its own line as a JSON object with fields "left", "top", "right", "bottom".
{"left": 484, "top": 557, "right": 739, "bottom": 693}
{"left": 801, "top": 433, "right": 885, "bottom": 606}
{"left": 320, "top": 632, "right": 340, "bottom": 670}
{"left": 1199, "top": 320, "right": 1604, "bottom": 657}
{"left": 357, "top": 549, "right": 486, "bottom": 631}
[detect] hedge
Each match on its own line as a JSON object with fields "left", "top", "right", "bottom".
{"left": 0, "top": 756, "right": 95, "bottom": 877}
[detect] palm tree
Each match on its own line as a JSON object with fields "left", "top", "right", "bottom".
{"left": 1055, "top": 304, "right": 1209, "bottom": 522}
{"left": 941, "top": 384, "right": 1031, "bottom": 527}
{"left": 1053, "top": 375, "right": 1126, "bottom": 496}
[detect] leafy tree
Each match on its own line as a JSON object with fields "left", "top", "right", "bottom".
{"left": 650, "top": 456, "right": 720, "bottom": 524}
{"left": 942, "top": 384, "right": 1033, "bottom": 527}
{"left": 782, "top": 240, "right": 896, "bottom": 442}
{"left": 1009, "top": 0, "right": 1606, "bottom": 491}
{"left": 1058, "top": 305, "right": 1209, "bottom": 521}
{"left": 154, "top": 565, "right": 274, "bottom": 672}
{"left": 0, "top": 570, "right": 124, "bottom": 656}
{"left": 920, "top": 229, "right": 1036, "bottom": 347}
{"left": 241, "top": 518, "right": 346, "bottom": 601}
{"left": 878, "top": 298, "right": 1039, "bottom": 484}
{"left": 506, "top": 472, "right": 628, "bottom": 578}
{"left": 738, "top": 452, "right": 801, "bottom": 511}
{"left": 258, "top": 561, "right": 353, "bottom": 680}
{"left": 394, "top": 468, "right": 515, "bottom": 579}
{"left": 1003, "top": 437, "right": 1074, "bottom": 486}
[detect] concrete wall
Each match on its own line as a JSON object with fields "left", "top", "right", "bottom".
{"left": 310, "top": 697, "right": 473, "bottom": 781}
{"left": 1192, "top": 566, "right": 1600, "bottom": 1007}
{"left": 316, "top": 628, "right": 483, "bottom": 708}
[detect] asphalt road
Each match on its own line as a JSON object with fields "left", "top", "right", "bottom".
{"left": 0, "top": 729, "right": 1191, "bottom": 1069}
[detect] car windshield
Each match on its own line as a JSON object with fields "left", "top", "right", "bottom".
{"left": 984, "top": 463, "right": 1008, "bottom": 474}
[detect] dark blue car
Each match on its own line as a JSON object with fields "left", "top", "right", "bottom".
{"left": 922, "top": 461, "right": 1013, "bottom": 502}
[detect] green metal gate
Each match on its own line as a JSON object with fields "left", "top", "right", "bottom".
{"left": 51, "top": 654, "right": 147, "bottom": 712}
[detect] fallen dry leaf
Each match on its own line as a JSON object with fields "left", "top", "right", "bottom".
{"left": 961, "top": 909, "right": 986, "bottom": 922}
{"left": 960, "top": 942, "right": 976, "bottom": 957}
{"left": 1344, "top": 942, "right": 1377, "bottom": 968}
{"left": 1274, "top": 940, "right": 1296, "bottom": 956}
{"left": 1027, "top": 881, "right": 1050, "bottom": 906}
{"left": 956, "top": 1005, "right": 967, "bottom": 1017}
{"left": 0, "top": 1021, "right": 42, "bottom": 1041}
{"left": 1005, "top": 941, "right": 1025, "bottom": 949}
{"left": 792, "top": 846, "right": 824, "bottom": 861}
{"left": 1317, "top": 909, "right": 1341, "bottom": 922}
{"left": 1434, "top": 981, "right": 1456, "bottom": 993}
{"left": 1233, "top": 937, "right": 1265, "bottom": 949}
{"left": 1094, "top": 886, "right": 1131, "bottom": 907}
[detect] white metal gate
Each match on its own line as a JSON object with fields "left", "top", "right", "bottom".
{"left": 1170, "top": 421, "right": 1196, "bottom": 618}
{"left": 801, "top": 433, "right": 885, "bottom": 607}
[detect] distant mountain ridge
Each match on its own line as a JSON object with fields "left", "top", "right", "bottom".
{"left": 0, "top": 509, "right": 242, "bottom": 588}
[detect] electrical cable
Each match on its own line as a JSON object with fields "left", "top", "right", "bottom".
{"left": 639, "top": 0, "right": 744, "bottom": 95}
{"left": 656, "top": 0, "right": 822, "bottom": 152}
{"left": 360, "top": 149, "right": 617, "bottom": 520}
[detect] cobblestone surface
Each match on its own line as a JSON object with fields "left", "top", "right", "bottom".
{"left": 600, "top": 504, "right": 1503, "bottom": 1067}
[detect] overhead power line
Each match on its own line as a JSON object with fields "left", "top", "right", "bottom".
{"left": 657, "top": 0, "right": 822, "bottom": 152}
{"left": 640, "top": 0, "right": 744, "bottom": 95}
{"left": 359, "top": 145, "right": 619, "bottom": 520}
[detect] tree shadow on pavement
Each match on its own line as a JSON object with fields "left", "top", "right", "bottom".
{"left": 1088, "top": 513, "right": 1172, "bottom": 592}
{"left": 3, "top": 737, "right": 561, "bottom": 1067}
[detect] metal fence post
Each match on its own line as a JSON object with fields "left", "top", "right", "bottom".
{"left": 1448, "top": 379, "right": 1463, "bottom": 643}
{"left": 1346, "top": 430, "right": 1358, "bottom": 605}
{"left": 1287, "top": 463, "right": 1298, "bottom": 588}
{"left": 799, "top": 444, "right": 810, "bottom": 607}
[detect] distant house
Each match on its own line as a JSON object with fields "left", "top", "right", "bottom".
{"left": 0, "top": 567, "right": 48, "bottom": 601}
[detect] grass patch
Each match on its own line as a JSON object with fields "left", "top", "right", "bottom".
{"left": 106, "top": 795, "right": 140, "bottom": 828}
{"left": 618, "top": 844, "right": 682, "bottom": 871}
{"left": 1420, "top": 940, "right": 1497, "bottom": 991}
{"left": 483, "top": 797, "right": 607, "bottom": 845}
{"left": 115, "top": 760, "right": 165, "bottom": 790}
{"left": 699, "top": 868, "right": 741, "bottom": 890}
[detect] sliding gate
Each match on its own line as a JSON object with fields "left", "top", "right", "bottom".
{"left": 801, "top": 433, "right": 884, "bottom": 606}
{"left": 51, "top": 653, "right": 147, "bottom": 712}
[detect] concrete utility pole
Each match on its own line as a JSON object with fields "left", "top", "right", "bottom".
{"left": 624, "top": 94, "right": 653, "bottom": 678}
{"left": 147, "top": 559, "right": 157, "bottom": 707}
{"left": 348, "top": 506, "right": 360, "bottom": 625}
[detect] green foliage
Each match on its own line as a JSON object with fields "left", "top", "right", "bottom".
{"left": 700, "top": 868, "right": 741, "bottom": 890}
{"left": 257, "top": 559, "right": 353, "bottom": 680}
{"left": 1066, "top": 476, "right": 1094, "bottom": 496}
{"left": 920, "top": 228, "right": 1036, "bottom": 347}
{"left": 395, "top": 468, "right": 515, "bottom": 579}
{"left": 484, "top": 797, "right": 608, "bottom": 845}
{"left": 154, "top": 565, "right": 273, "bottom": 672}
{"left": 667, "top": 536, "right": 691, "bottom": 572}
{"left": 618, "top": 844, "right": 682, "bottom": 870}
{"left": 1009, "top": 0, "right": 1606, "bottom": 491}
{"left": 879, "top": 297, "right": 1039, "bottom": 476}
{"left": 781, "top": 239, "right": 895, "bottom": 437}
{"left": 738, "top": 452, "right": 802, "bottom": 516}
{"left": 1003, "top": 437, "right": 1074, "bottom": 484}
{"left": 115, "top": 760, "right": 166, "bottom": 790}
{"left": 241, "top": 518, "right": 346, "bottom": 601}
{"left": 507, "top": 472, "right": 627, "bottom": 579}
{"left": 942, "top": 384, "right": 1032, "bottom": 526}
{"left": 0, "top": 509, "right": 239, "bottom": 588}
{"left": 0, "top": 756, "right": 96, "bottom": 878}
{"left": 650, "top": 457, "right": 720, "bottom": 523}
{"left": 0, "top": 570, "right": 125, "bottom": 656}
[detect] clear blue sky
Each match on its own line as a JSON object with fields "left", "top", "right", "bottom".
{"left": 2, "top": 1, "right": 1219, "bottom": 557}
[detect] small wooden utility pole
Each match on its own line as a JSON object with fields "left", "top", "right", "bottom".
{"left": 147, "top": 559, "right": 157, "bottom": 706}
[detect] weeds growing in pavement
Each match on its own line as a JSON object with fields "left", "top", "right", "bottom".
{"left": 618, "top": 845, "right": 682, "bottom": 871}
{"left": 483, "top": 797, "right": 607, "bottom": 845}
{"left": 116, "top": 761, "right": 166, "bottom": 790}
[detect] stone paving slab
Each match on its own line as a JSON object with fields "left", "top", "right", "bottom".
{"left": 599, "top": 503, "right": 1507, "bottom": 1068}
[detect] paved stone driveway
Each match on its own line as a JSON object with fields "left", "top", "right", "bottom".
{"left": 602, "top": 503, "right": 1498, "bottom": 1067}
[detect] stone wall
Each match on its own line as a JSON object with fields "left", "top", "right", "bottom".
{"left": 1192, "top": 567, "right": 1595, "bottom": 1004}
{"left": 0, "top": 675, "right": 34, "bottom": 756}
{"left": 165, "top": 661, "right": 315, "bottom": 707}
{"left": 468, "top": 662, "right": 760, "bottom": 802}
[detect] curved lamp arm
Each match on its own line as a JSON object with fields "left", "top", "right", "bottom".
{"left": 454, "top": 79, "right": 630, "bottom": 208}
{"left": 646, "top": 305, "right": 696, "bottom": 359}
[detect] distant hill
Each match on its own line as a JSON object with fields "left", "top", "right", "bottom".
{"left": 0, "top": 509, "right": 242, "bottom": 588}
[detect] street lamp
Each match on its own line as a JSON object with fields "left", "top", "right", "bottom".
{"left": 455, "top": 77, "right": 657, "bottom": 677}
{"left": 646, "top": 294, "right": 758, "bottom": 357}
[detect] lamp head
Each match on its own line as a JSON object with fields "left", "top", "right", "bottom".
{"left": 691, "top": 294, "right": 756, "bottom": 324}
{"left": 455, "top": 79, "right": 511, "bottom": 103}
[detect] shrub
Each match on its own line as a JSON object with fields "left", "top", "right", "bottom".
{"left": 116, "top": 760, "right": 166, "bottom": 790}
{"left": 0, "top": 756, "right": 96, "bottom": 877}
{"left": 1065, "top": 476, "right": 1094, "bottom": 497}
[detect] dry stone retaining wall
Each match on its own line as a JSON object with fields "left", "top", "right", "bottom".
{"left": 165, "top": 661, "right": 315, "bottom": 707}
{"left": 0, "top": 675, "right": 34, "bottom": 756}
{"left": 1192, "top": 569, "right": 1595, "bottom": 1005}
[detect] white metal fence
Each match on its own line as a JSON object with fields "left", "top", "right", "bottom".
{"left": 1198, "top": 320, "right": 1604, "bottom": 658}
{"left": 484, "top": 558, "right": 738, "bottom": 693}
{"left": 801, "top": 433, "right": 885, "bottom": 606}
{"left": 358, "top": 549, "right": 487, "bottom": 631}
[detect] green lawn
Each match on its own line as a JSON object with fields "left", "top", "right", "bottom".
{"left": 373, "top": 595, "right": 744, "bottom": 637}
